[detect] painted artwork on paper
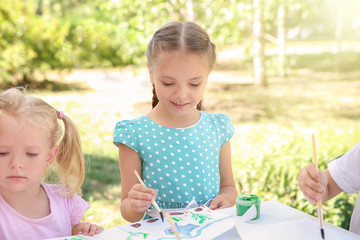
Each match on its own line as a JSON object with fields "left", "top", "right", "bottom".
{"left": 47, "top": 206, "right": 234, "bottom": 240}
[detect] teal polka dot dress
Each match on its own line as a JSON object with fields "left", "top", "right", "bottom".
{"left": 113, "top": 111, "right": 234, "bottom": 210}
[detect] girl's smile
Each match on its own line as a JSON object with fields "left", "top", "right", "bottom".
{"left": 170, "top": 100, "right": 189, "bottom": 109}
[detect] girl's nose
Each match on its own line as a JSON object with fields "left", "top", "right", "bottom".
{"left": 10, "top": 157, "right": 24, "bottom": 169}
{"left": 174, "top": 85, "right": 187, "bottom": 100}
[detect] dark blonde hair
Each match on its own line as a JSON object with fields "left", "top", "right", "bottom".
{"left": 0, "top": 88, "right": 84, "bottom": 195}
{"left": 146, "top": 22, "right": 216, "bottom": 110}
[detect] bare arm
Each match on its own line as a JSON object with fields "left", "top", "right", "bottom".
{"left": 118, "top": 144, "right": 157, "bottom": 222}
{"left": 323, "top": 169, "right": 342, "bottom": 201}
{"left": 209, "top": 141, "right": 238, "bottom": 209}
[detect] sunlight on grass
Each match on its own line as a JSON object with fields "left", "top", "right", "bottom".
{"left": 34, "top": 62, "right": 360, "bottom": 230}
{"left": 230, "top": 122, "right": 360, "bottom": 230}
{"left": 82, "top": 199, "right": 127, "bottom": 229}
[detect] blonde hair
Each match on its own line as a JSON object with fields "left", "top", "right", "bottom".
{"left": 146, "top": 21, "right": 217, "bottom": 110}
{"left": 0, "top": 88, "right": 84, "bottom": 195}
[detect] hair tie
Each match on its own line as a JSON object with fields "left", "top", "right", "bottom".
{"left": 57, "top": 111, "right": 64, "bottom": 120}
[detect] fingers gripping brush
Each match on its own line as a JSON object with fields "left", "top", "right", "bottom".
{"left": 134, "top": 170, "right": 164, "bottom": 223}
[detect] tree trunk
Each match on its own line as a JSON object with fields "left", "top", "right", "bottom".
{"left": 277, "top": 4, "right": 286, "bottom": 78}
{"left": 335, "top": 1, "right": 344, "bottom": 75}
{"left": 35, "top": 0, "right": 43, "bottom": 15}
{"left": 253, "top": 0, "right": 266, "bottom": 86}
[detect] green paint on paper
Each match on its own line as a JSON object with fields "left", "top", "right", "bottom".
{"left": 190, "top": 212, "right": 212, "bottom": 224}
{"left": 125, "top": 231, "right": 149, "bottom": 240}
{"left": 119, "top": 226, "right": 150, "bottom": 240}
{"left": 171, "top": 217, "right": 184, "bottom": 222}
{"left": 64, "top": 236, "right": 89, "bottom": 240}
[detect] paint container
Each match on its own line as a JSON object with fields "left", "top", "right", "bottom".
{"left": 236, "top": 194, "right": 261, "bottom": 220}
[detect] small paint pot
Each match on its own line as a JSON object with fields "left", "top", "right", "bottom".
{"left": 236, "top": 194, "right": 261, "bottom": 219}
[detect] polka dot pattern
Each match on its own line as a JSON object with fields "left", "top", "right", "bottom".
{"left": 113, "top": 112, "right": 234, "bottom": 209}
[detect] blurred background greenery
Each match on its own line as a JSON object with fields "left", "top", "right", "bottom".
{"left": 1, "top": 0, "right": 360, "bottom": 232}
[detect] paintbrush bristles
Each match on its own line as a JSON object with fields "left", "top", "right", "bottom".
{"left": 159, "top": 212, "right": 165, "bottom": 225}
{"left": 150, "top": 197, "right": 164, "bottom": 222}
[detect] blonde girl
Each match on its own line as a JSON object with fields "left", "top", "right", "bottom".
{"left": 0, "top": 88, "right": 103, "bottom": 239}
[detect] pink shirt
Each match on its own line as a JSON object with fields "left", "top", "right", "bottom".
{"left": 0, "top": 183, "right": 90, "bottom": 240}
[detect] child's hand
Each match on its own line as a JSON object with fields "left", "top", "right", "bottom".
{"left": 209, "top": 195, "right": 233, "bottom": 210}
{"left": 128, "top": 183, "right": 158, "bottom": 213}
{"left": 298, "top": 164, "right": 328, "bottom": 204}
{"left": 72, "top": 222, "right": 103, "bottom": 236}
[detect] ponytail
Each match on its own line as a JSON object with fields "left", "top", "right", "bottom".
{"left": 55, "top": 113, "right": 85, "bottom": 196}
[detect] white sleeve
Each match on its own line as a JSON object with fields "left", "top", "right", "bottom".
{"left": 328, "top": 142, "right": 360, "bottom": 194}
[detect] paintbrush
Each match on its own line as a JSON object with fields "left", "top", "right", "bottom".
{"left": 134, "top": 170, "right": 164, "bottom": 223}
{"left": 312, "top": 134, "right": 325, "bottom": 239}
{"left": 166, "top": 214, "right": 182, "bottom": 240}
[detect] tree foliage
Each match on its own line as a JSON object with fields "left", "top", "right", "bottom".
{"left": 0, "top": 0, "right": 74, "bottom": 85}
{"left": 1, "top": 0, "right": 359, "bottom": 86}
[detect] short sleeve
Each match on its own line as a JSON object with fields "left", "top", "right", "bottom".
{"left": 113, "top": 120, "right": 138, "bottom": 152}
{"left": 213, "top": 113, "right": 234, "bottom": 147}
{"left": 328, "top": 142, "right": 360, "bottom": 194}
{"left": 68, "top": 194, "right": 90, "bottom": 227}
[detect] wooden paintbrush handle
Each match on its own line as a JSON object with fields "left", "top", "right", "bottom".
{"left": 166, "top": 214, "right": 182, "bottom": 240}
{"left": 134, "top": 170, "right": 146, "bottom": 186}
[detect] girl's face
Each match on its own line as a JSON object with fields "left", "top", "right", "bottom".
{"left": 0, "top": 113, "right": 58, "bottom": 196}
{"left": 149, "top": 51, "right": 210, "bottom": 118}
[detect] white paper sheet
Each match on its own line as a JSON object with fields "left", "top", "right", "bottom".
{"left": 47, "top": 206, "right": 234, "bottom": 240}
{"left": 237, "top": 218, "right": 360, "bottom": 240}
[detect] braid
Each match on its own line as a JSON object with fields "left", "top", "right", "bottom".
{"left": 152, "top": 85, "right": 159, "bottom": 109}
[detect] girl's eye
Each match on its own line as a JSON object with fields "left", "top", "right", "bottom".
{"left": 27, "top": 153, "right": 38, "bottom": 157}
{"left": 190, "top": 84, "right": 199, "bottom": 87}
{"left": 0, "top": 152, "right": 9, "bottom": 156}
{"left": 163, "top": 83, "right": 173, "bottom": 86}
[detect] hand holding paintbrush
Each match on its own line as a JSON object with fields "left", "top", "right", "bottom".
{"left": 134, "top": 170, "right": 164, "bottom": 222}
{"left": 312, "top": 134, "right": 325, "bottom": 239}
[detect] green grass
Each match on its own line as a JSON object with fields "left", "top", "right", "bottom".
{"left": 205, "top": 74, "right": 360, "bottom": 230}
{"left": 33, "top": 53, "right": 360, "bottom": 230}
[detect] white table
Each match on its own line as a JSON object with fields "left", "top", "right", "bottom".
{"left": 214, "top": 200, "right": 360, "bottom": 240}
{"left": 49, "top": 200, "right": 360, "bottom": 240}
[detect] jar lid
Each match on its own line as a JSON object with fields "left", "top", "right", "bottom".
{"left": 236, "top": 194, "right": 261, "bottom": 205}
